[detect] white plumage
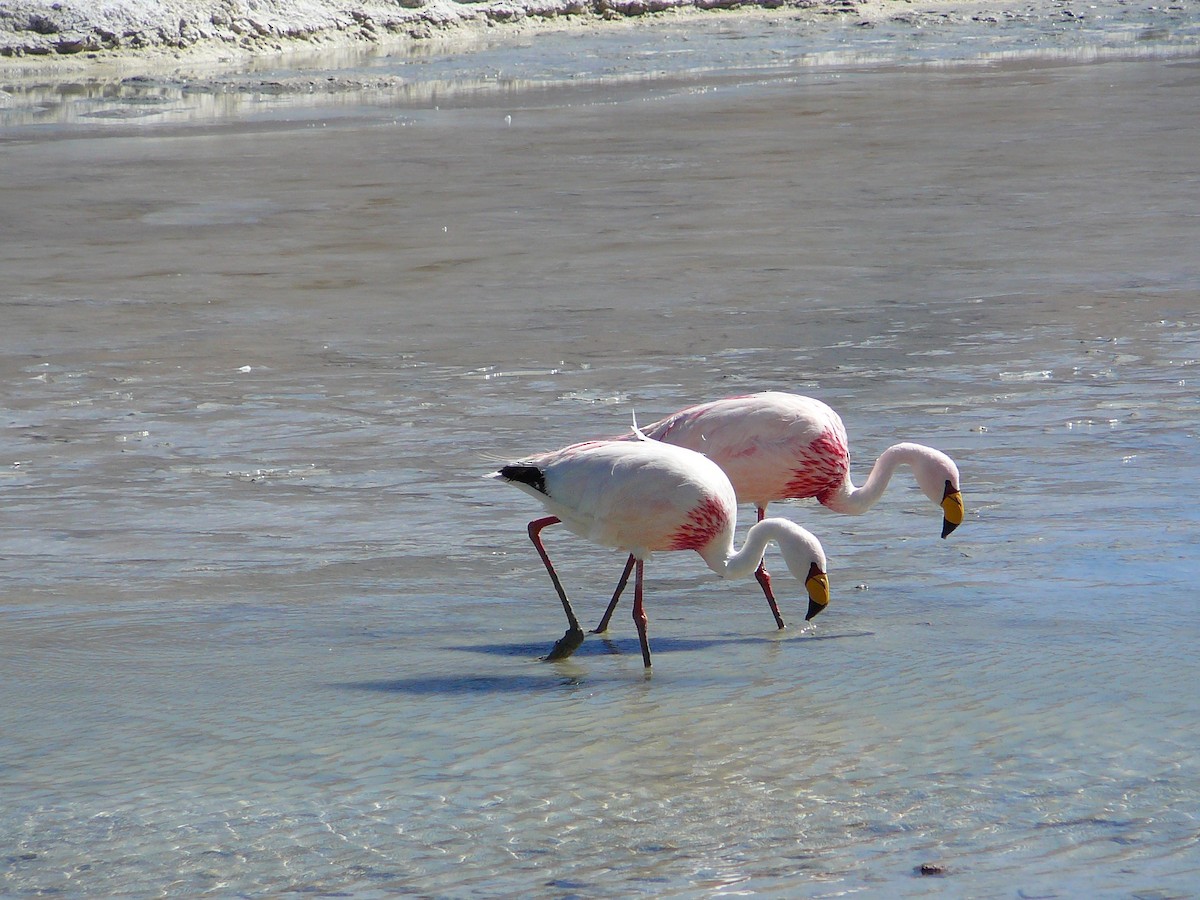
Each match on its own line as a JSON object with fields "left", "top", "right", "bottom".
{"left": 491, "top": 437, "right": 829, "bottom": 668}
{"left": 591, "top": 392, "right": 964, "bottom": 632}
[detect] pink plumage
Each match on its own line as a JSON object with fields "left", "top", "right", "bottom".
{"left": 590, "top": 392, "right": 965, "bottom": 634}
{"left": 491, "top": 437, "right": 829, "bottom": 668}
{"left": 667, "top": 495, "right": 730, "bottom": 553}
{"left": 638, "top": 392, "right": 963, "bottom": 531}
{"left": 496, "top": 438, "right": 737, "bottom": 560}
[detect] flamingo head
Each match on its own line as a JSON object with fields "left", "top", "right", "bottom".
{"left": 804, "top": 561, "right": 830, "bottom": 621}
{"left": 766, "top": 518, "right": 830, "bottom": 621}
{"left": 906, "top": 445, "right": 964, "bottom": 538}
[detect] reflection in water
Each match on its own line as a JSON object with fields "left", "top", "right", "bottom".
{"left": 0, "top": 70, "right": 672, "bottom": 130}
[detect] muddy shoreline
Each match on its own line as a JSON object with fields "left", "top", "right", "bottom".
{"left": 0, "top": 0, "right": 1024, "bottom": 60}
{"left": 0, "top": 0, "right": 1167, "bottom": 88}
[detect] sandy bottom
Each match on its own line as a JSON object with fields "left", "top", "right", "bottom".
{"left": 2, "top": 27, "right": 1199, "bottom": 898}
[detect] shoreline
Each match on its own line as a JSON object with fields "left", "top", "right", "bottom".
{"left": 0, "top": 0, "right": 1147, "bottom": 84}
{"left": 1, "top": 0, "right": 1196, "bottom": 127}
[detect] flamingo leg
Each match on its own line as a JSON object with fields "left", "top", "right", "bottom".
{"left": 527, "top": 516, "right": 586, "bottom": 661}
{"left": 592, "top": 553, "right": 636, "bottom": 634}
{"left": 753, "top": 504, "right": 786, "bottom": 630}
{"left": 631, "top": 559, "right": 652, "bottom": 668}
{"left": 603, "top": 511, "right": 786, "bottom": 634}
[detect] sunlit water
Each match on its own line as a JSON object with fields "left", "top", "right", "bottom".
{"left": 2, "top": 10, "right": 1200, "bottom": 898}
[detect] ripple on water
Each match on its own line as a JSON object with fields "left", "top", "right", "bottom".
{"left": 4, "top": 40, "right": 1200, "bottom": 898}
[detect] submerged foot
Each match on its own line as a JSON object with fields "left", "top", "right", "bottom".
{"left": 543, "top": 627, "right": 586, "bottom": 661}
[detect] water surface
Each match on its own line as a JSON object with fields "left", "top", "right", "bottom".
{"left": 2, "top": 19, "right": 1199, "bottom": 898}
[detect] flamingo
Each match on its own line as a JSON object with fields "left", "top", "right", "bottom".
{"left": 594, "top": 391, "right": 964, "bottom": 634}
{"left": 489, "top": 436, "right": 830, "bottom": 668}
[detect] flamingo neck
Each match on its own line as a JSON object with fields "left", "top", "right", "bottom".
{"left": 823, "top": 443, "right": 914, "bottom": 515}
{"left": 702, "top": 518, "right": 824, "bottom": 581}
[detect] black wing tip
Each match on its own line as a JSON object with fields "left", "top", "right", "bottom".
{"left": 498, "top": 464, "right": 547, "bottom": 495}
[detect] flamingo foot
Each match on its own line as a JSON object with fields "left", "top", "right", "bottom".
{"left": 543, "top": 626, "right": 586, "bottom": 662}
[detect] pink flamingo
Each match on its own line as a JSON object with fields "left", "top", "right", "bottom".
{"left": 490, "top": 436, "right": 830, "bottom": 668}
{"left": 595, "top": 391, "right": 964, "bottom": 634}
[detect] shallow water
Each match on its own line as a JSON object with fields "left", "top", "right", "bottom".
{"left": 2, "top": 14, "right": 1200, "bottom": 899}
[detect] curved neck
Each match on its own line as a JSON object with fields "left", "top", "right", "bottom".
{"left": 824, "top": 443, "right": 913, "bottom": 515}
{"left": 702, "top": 519, "right": 822, "bottom": 580}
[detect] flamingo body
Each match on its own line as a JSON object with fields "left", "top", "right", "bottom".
{"left": 495, "top": 439, "right": 736, "bottom": 565}
{"left": 491, "top": 437, "right": 830, "bottom": 667}
{"left": 638, "top": 391, "right": 964, "bottom": 534}
{"left": 639, "top": 393, "right": 851, "bottom": 509}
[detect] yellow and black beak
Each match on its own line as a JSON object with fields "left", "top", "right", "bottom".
{"left": 804, "top": 561, "right": 830, "bottom": 621}
{"left": 941, "top": 479, "right": 964, "bottom": 538}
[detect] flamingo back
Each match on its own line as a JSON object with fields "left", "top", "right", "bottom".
{"left": 640, "top": 392, "right": 852, "bottom": 506}
{"left": 502, "top": 439, "right": 737, "bottom": 559}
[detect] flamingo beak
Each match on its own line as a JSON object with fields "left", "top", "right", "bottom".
{"left": 804, "top": 562, "right": 830, "bottom": 621}
{"left": 941, "top": 481, "right": 964, "bottom": 538}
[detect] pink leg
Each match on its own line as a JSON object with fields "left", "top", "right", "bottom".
{"left": 527, "top": 516, "right": 586, "bottom": 660}
{"left": 593, "top": 553, "right": 636, "bottom": 634}
{"left": 753, "top": 505, "right": 786, "bottom": 630}
{"left": 631, "top": 559, "right": 652, "bottom": 668}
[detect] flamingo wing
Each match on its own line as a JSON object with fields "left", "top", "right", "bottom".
{"left": 641, "top": 393, "right": 850, "bottom": 505}
{"left": 532, "top": 440, "right": 734, "bottom": 555}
